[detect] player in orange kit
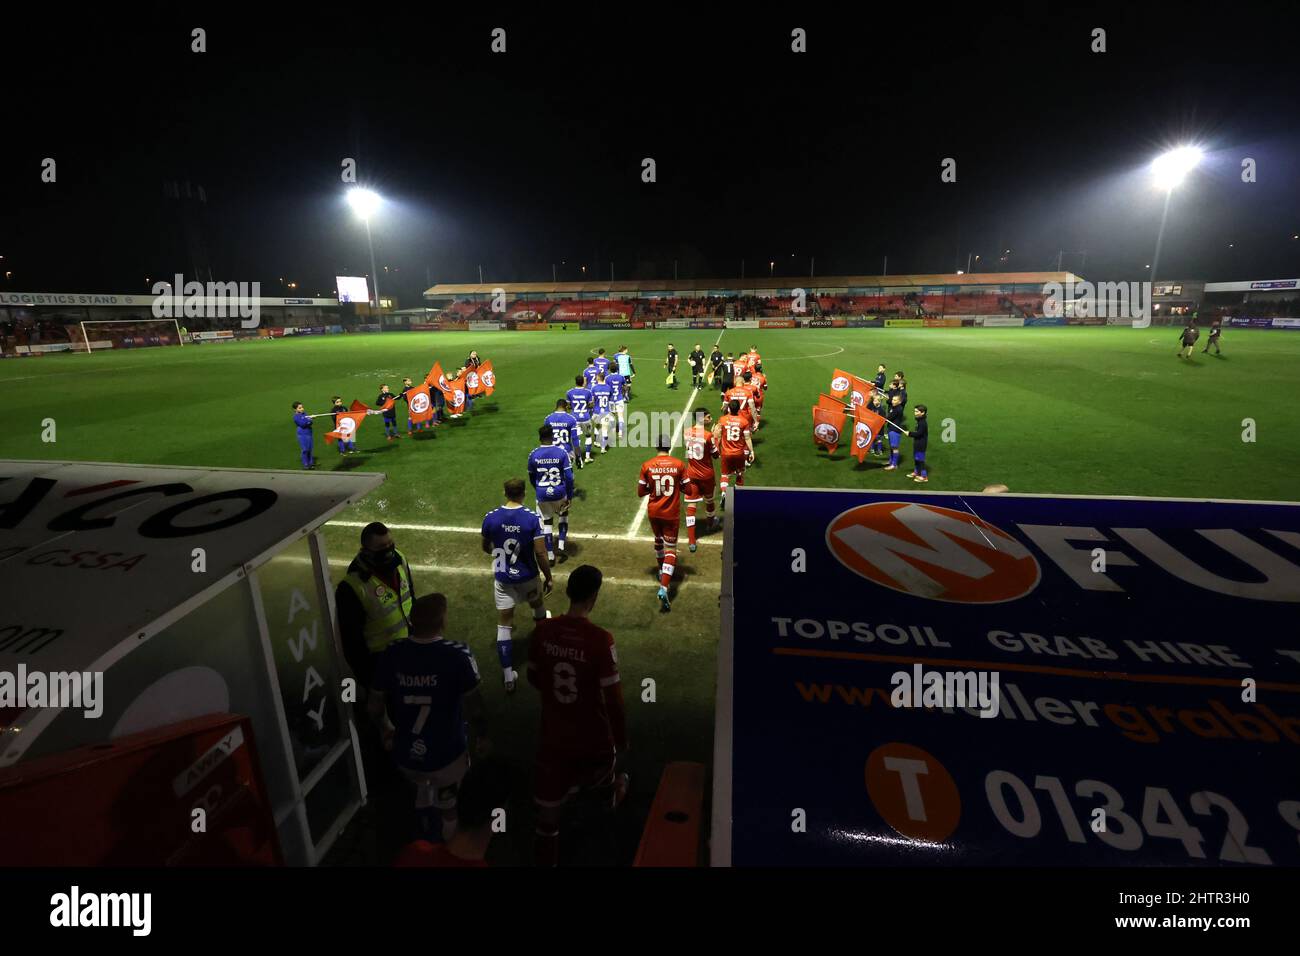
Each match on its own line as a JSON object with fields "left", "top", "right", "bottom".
{"left": 747, "top": 365, "right": 767, "bottom": 412}
{"left": 724, "top": 379, "right": 758, "bottom": 433}
{"left": 714, "top": 398, "right": 754, "bottom": 509}
{"left": 739, "top": 370, "right": 764, "bottom": 425}
{"left": 637, "top": 436, "right": 696, "bottom": 612}
{"left": 682, "top": 408, "right": 721, "bottom": 553}
{"left": 732, "top": 351, "right": 750, "bottom": 380}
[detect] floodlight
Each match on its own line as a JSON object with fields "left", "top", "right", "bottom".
{"left": 1151, "top": 147, "right": 1203, "bottom": 191}
{"left": 346, "top": 187, "right": 382, "bottom": 220}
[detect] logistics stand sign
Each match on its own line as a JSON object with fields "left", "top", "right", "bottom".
{"left": 714, "top": 488, "right": 1300, "bottom": 866}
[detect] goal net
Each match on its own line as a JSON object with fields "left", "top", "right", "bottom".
{"left": 78, "top": 318, "right": 185, "bottom": 353}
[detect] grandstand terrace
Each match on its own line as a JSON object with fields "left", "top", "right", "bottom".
{"left": 420, "top": 272, "right": 1085, "bottom": 328}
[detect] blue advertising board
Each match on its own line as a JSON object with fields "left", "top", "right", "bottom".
{"left": 714, "top": 488, "right": 1300, "bottom": 866}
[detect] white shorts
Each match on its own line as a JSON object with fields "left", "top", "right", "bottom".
{"left": 398, "top": 751, "right": 470, "bottom": 810}
{"left": 575, "top": 419, "right": 594, "bottom": 437}
{"left": 596, "top": 412, "right": 613, "bottom": 431}
{"left": 494, "top": 576, "right": 543, "bottom": 609}
{"left": 536, "top": 498, "right": 569, "bottom": 521}
{"left": 614, "top": 402, "right": 627, "bottom": 421}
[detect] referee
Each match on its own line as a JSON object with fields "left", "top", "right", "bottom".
{"left": 665, "top": 343, "right": 679, "bottom": 390}
{"left": 688, "top": 343, "right": 706, "bottom": 389}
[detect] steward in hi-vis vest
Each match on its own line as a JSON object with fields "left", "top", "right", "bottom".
{"left": 336, "top": 521, "right": 416, "bottom": 686}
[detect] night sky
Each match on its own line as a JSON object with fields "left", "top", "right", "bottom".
{"left": 4, "top": 4, "right": 1299, "bottom": 306}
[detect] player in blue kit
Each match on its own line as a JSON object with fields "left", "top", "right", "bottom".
{"left": 606, "top": 367, "right": 628, "bottom": 440}
{"left": 369, "top": 593, "right": 488, "bottom": 840}
{"left": 481, "top": 478, "right": 553, "bottom": 692}
{"left": 582, "top": 357, "right": 599, "bottom": 389}
{"left": 292, "top": 402, "right": 316, "bottom": 469}
{"left": 590, "top": 373, "right": 615, "bottom": 454}
{"left": 529, "top": 424, "right": 575, "bottom": 563}
{"left": 593, "top": 347, "right": 611, "bottom": 378}
{"left": 567, "top": 375, "right": 595, "bottom": 464}
{"left": 545, "top": 398, "right": 583, "bottom": 472}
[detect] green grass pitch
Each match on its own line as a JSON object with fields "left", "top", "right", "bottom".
{"left": 4, "top": 326, "right": 1298, "bottom": 862}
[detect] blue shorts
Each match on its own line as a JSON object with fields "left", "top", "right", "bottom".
{"left": 889, "top": 431, "right": 901, "bottom": 449}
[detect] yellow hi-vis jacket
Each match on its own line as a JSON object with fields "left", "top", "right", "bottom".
{"left": 341, "top": 551, "right": 414, "bottom": 654}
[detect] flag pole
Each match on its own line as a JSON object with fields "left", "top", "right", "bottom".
{"left": 820, "top": 392, "right": 909, "bottom": 433}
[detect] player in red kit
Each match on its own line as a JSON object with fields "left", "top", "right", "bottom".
{"left": 682, "top": 408, "right": 720, "bottom": 553}
{"left": 527, "top": 564, "right": 628, "bottom": 866}
{"left": 714, "top": 399, "right": 754, "bottom": 509}
{"left": 745, "top": 367, "right": 766, "bottom": 415}
{"left": 638, "top": 436, "right": 695, "bottom": 612}
{"left": 724, "top": 380, "right": 758, "bottom": 432}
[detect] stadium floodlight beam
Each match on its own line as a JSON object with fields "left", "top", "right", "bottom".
{"left": 346, "top": 188, "right": 384, "bottom": 311}
{"left": 1148, "top": 146, "right": 1202, "bottom": 303}
{"left": 1151, "top": 146, "right": 1203, "bottom": 192}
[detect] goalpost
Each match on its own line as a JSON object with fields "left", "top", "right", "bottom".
{"left": 78, "top": 318, "right": 185, "bottom": 353}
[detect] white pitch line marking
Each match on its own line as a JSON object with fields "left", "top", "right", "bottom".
{"left": 760, "top": 344, "right": 846, "bottom": 360}
{"left": 281, "top": 554, "right": 713, "bottom": 588}
{"left": 326, "top": 519, "right": 723, "bottom": 547}
{"left": 625, "top": 329, "right": 726, "bottom": 540}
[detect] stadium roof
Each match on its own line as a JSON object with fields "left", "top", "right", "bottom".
{"left": 424, "top": 272, "right": 1081, "bottom": 298}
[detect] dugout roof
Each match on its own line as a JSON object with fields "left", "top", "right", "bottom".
{"left": 424, "top": 272, "right": 1080, "bottom": 299}
{"left": 0, "top": 461, "right": 382, "bottom": 764}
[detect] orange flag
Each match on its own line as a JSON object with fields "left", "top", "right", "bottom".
{"left": 478, "top": 360, "right": 496, "bottom": 396}
{"left": 326, "top": 400, "right": 369, "bottom": 444}
{"left": 444, "top": 373, "right": 468, "bottom": 417}
{"left": 426, "top": 361, "right": 452, "bottom": 398}
{"left": 851, "top": 405, "right": 887, "bottom": 463}
{"left": 830, "top": 369, "right": 873, "bottom": 408}
{"left": 405, "top": 383, "right": 436, "bottom": 424}
{"left": 466, "top": 366, "right": 484, "bottom": 397}
{"left": 813, "top": 402, "right": 846, "bottom": 455}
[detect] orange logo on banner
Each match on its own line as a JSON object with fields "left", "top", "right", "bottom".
{"left": 865, "top": 742, "right": 960, "bottom": 843}
{"left": 826, "top": 501, "right": 1040, "bottom": 603}
{"left": 479, "top": 361, "right": 496, "bottom": 395}
{"left": 444, "top": 375, "right": 467, "bottom": 415}
{"left": 406, "top": 384, "right": 435, "bottom": 423}
{"left": 426, "top": 361, "right": 451, "bottom": 396}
